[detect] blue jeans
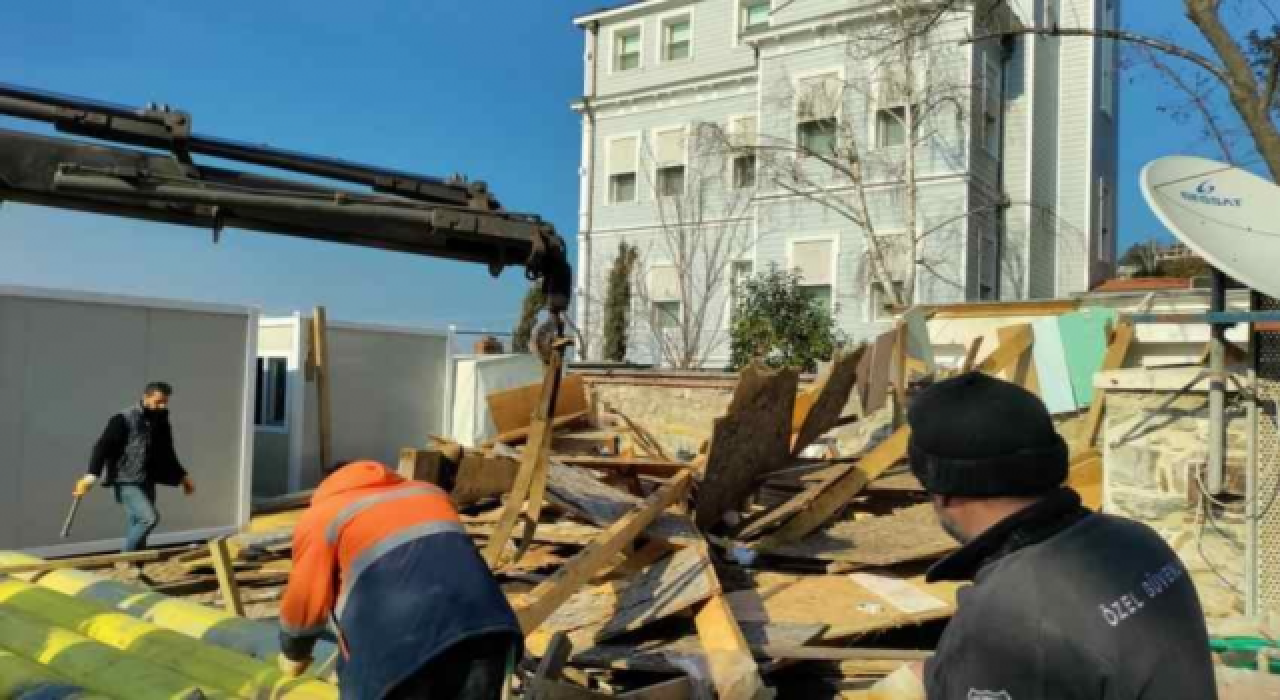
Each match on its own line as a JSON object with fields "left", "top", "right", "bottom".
{"left": 114, "top": 483, "right": 159, "bottom": 552}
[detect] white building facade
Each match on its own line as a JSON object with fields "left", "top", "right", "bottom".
{"left": 573, "top": 0, "right": 1118, "bottom": 367}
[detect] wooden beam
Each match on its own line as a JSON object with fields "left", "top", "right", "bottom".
{"left": 556, "top": 456, "right": 686, "bottom": 479}
{"left": 526, "top": 631, "right": 574, "bottom": 700}
{"left": 311, "top": 306, "right": 333, "bottom": 471}
{"left": 976, "top": 323, "right": 1033, "bottom": 377}
{"left": 489, "top": 410, "right": 589, "bottom": 447}
{"left": 694, "top": 567, "right": 770, "bottom": 700}
{"left": 1077, "top": 321, "right": 1136, "bottom": 449}
{"left": 514, "top": 471, "right": 693, "bottom": 633}
{"left": 925, "top": 299, "right": 1079, "bottom": 319}
{"left": 618, "top": 677, "right": 693, "bottom": 700}
{"left": 960, "top": 336, "right": 984, "bottom": 373}
{"left": 485, "top": 346, "right": 566, "bottom": 568}
{"left": 754, "top": 645, "right": 932, "bottom": 662}
{"left": 756, "top": 427, "right": 911, "bottom": 547}
{"left": 397, "top": 448, "right": 443, "bottom": 484}
{"left": 998, "top": 324, "right": 1038, "bottom": 394}
{"left": 488, "top": 373, "right": 587, "bottom": 435}
{"left": 208, "top": 536, "right": 245, "bottom": 617}
{"left": 0, "top": 550, "right": 163, "bottom": 575}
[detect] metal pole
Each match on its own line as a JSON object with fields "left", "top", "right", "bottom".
{"left": 1208, "top": 269, "right": 1228, "bottom": 494}
{"left": 1247, "top": 365, "right": 1260, "bottom": 617}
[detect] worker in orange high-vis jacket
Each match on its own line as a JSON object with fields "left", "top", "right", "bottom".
{"left": 276, "top": 460, "right": 521, "bottom": 699}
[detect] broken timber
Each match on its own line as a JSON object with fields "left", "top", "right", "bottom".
{"left": 694, "top": 552, "right": 772, "bottom": 700}
{"left": 790, "top": 346, "right": 865, "bottom": 457}
{"left": 515, "top": 470, "right": 693, "bottom": 633}
{"left": 484, "top": 341, "right": 567, "bottom": 568}
{"left": 1076, "top": 320, "right": 1135, "bottom": 449}
{"left": 695, "top": 363, "right": 797, "bottom": 530}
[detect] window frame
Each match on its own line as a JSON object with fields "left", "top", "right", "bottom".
{"left": 726, "top": 257, "right": 755, "bottom": 327}
{"left": 658, "top": 8, "right": 694, "bottom": 64}
{"left": 793, "top": 67, "right": 846, "bottom": 160}
{"left": 649, "top": 124, "right": 689, "bottom": 199}
{"left": 727, "top": 113, "right": 759, "bottom": 189}
{"left": 606, "top": 133, "right": 640, "bottom": 205}
{"left": 786, "top": 234, "right": 840, "bottom": 312}
{"left": 647, "top": 262, "right": 683, "bottom": 332}
{"left": 870, "top": 279, "right": 908, "bottom": 322}
{"left": 254, "top": 354, "right": 290, "bottom": 432}
{"left": 610, "top": 22, "right": 643, "bottom": 74}
{"left": 737, "top": 0, "right": 772, "bottom": 41}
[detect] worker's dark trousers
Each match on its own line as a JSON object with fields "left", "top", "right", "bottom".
{"left": 384, "top": 632, "right": 511, "bottom": 700}
{"left": 114, "top": 482, "right": 159, "bottom": 552}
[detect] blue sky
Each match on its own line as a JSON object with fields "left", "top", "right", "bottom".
{"left": 0, "top": 2, "right": 1261, "bottom": 331}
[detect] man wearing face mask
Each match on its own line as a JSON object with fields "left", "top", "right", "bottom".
{"left": 73, "top": 382, "right": 195, "bottom": 563}
{"left": 871, "top": 372, "right": 1216, "bottom": 699}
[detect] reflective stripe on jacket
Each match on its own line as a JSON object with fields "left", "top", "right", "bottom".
{"left": 278, "top": 461, "right": 469, "bottom": 648}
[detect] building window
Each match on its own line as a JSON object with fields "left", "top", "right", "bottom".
{"left": 729, "top": 259, "right": 753, "bottom": 320}
{"left": 648, "top": 265, "right": 681, "bottom": 330}
{"left": 741, "top": 0, "right": 770, "bottom": 33}
{"left": 733, "top": 154, "right": 757, "bottom": 188}
{"left": 614, "top": 27, "right": 641, "bottom": 72}
{"left": 254, "top": 357, "right": 288, "bottom": 429}
{"left": 662, "top": 15, "right": 692, "bottom": 62}
{"left": 652, "top": 127, "right": 687, "bottom": 198}
{"left": 981, "top": 53, "right": 1003, "bottom": 156}
{"left": 871, "top": 281, "right": 906, "bottom": 321}
{"left": 875, "top": 106, "right": 916, "bottom": 149}
{"left": 729, "top": 115, "right": 758, "bottom": 188}
{"left": 607, "top": 136, "right": 638, "bottom": 204}
{"left": 790, "top": 238, "right": 835, "bottom": 308}
{"left": 797, "top": 73, "right": 842, "bottom": 157}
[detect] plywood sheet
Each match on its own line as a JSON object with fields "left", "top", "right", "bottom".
{"left": 1032, "top": 317, "right": 1077, "bottom": 414}
{"left": 487, "top": 373, "right": 587, "bottom": 435}
{"left": 727, "top": 572, "right": 959, "bottom": 641}
{"left": 570, "top": 622, "right": 826, "bottom": 672}
{"left": 696, "top": 363, "right": 797, "bottom": 529}
{"left": 760, "top": 504, "right": 954, "bottom": 569}
{"left": 792, "top": 346, "right": 865, "bottom": 457}
{"left": 1058, "top": 308, "right": 1117, "bottom": 407}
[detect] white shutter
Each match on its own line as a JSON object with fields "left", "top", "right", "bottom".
{"left": 654, "top": 128, "right": 686, "bottom": 166}
{"left": 609, "top": 136, "right": 637, "bottom": 175}
{"left": 730, "top": 115, "right": 758, "bottom": 148}
{"left": 798, "top": 73, "right": 841, "bottom": 120}
{"left": 878, "top": 62, "right": 909, "bottom": 107}
{"left": 648, "top": 265, "right": 680, "bottom": 301}
{"left": 791, "top": 240, "right": 833, "bottom": 286}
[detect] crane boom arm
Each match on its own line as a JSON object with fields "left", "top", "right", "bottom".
{"left": 0, "top": 83, "right": 571, "bottom": 311}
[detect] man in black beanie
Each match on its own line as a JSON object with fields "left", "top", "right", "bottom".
{"left": 896, "top": 372, "right": 1216, "bottom": 699}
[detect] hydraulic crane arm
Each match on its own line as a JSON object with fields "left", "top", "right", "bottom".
{"left": 0, "top": 83, "right": 571, "bottom": 311}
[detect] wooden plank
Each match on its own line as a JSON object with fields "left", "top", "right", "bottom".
{"left": 759, "top": 503, "right": 953, "bottom": 569}
{"left": 488, "top": 373, "right": 588, "bottom": 435}
{"left": 490, "top": 410, "right": 589, "bottom": 447}
{"left": 974, "top": 323, "right": 1034, "bottom": 376}
{"left": 695, "top": 584, "right": 770, "bottom": 700}
{"left": 999, "top": 324, "right": 1039, "bottom": 395}
{"left": 859, "top": 331, "right": 898, "bottom": 414}
{"left": 608, "top": 410, "right": 673, "bottom": 461}
{"left": 960, "top": 336, "right": 983, "bottom": 372}
{"left": 467, "top": 520, "right": 601, "bottom": 547}
{"left": 925, "top": 299, "right": 1079, "bottom": 319}
{"left": 527, "top": 679, "right": 610, "bottom": 700}
{"left": 1076, "top": 321, "right": 1136, "bottom": 449}
{"left": 515, "top": 471, "right": 693, "bottom": 633}
{"left": 452, "top": 452, "right": 520, "bottom": 505}
{"left": 696, "top": 363, "right": 797, "bottom": 530}
{"left": 755, "top": 646, "right": 932, "bottom": 662}
{"left": 727, "top": 572, "right": 959, "bottom": 642}
{"left": 208, "top": 536, "right": 245, "bottom": 617}
{"left": 530, "top": 631, "right": 573, "bottom": 695}
{"left": 791, "top": 345, "right": 866, "bottom": 457}
{"left": 311, "top": 307, "right": 333, "bottom": 470}
{"left": 755, "top": 427, "right": 911, "bottom": 547}
{"left": 0, "top": 550, "right": 164, "bottom": 575}
{"left": 485, "top": 348, "right": 566, "bottom": 568}
{"left": 397, "top": 448, "right": 443, "bottom": 484}
{"left": 553, "top": 431, "right": 621, "bottom": 455}
{"left": 618, "top": 678, "right": 693, "bottom": 700}
{"left": 557, "top": 456, "right": 686, "bottom": 479}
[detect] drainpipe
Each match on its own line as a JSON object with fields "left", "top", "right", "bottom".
{"left": 993, "top": 36, "right": 1014, "bottom": 300}
{"left": 577, "top": 21, "right": 600, "bottom": 361}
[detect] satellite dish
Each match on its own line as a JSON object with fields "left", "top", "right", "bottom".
{"left": 1140, "top": 155, "right": 1280, "bottom": 299}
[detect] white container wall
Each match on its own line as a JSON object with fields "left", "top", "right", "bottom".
{"left": 252, "top": 316, "right": 453, "bottom": 497}
{"left": 0, "top": 286, "right": 256, "bottom": 556}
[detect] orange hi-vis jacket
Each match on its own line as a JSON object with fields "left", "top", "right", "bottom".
{"left": 278, "top": 461, "right": 519, "bottom": 697}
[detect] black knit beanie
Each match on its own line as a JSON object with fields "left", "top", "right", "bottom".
{"left": 907, "top": 372, "right": 1068, "bottom": 497}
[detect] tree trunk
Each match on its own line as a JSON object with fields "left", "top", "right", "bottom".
{"left": 1184, "top": 0, "right": 1280, "bottom": 182}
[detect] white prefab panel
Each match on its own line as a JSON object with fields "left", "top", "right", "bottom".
{"left": 0, "top": 292, "right": 253, "bottom": 554}
{"left": 299, "top": 326, "right": 449, "bottom": 486}
{"left": 0, "top": 299, "right": 25, "bottom": 549}
{"left": 449, "top": 354, "right": 545, "bottom": 447}
{"left": 253, "top": 431, "right": 291, "bottom": 497}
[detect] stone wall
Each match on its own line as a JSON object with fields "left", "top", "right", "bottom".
{"left": 579, "top": 370, "right": 739, "bottom": 458}
{"left": 1105, "top": 390, "right": 1253, "bottom": 617}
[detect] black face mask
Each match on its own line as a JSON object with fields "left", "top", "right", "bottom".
{"left": 143, "top": 407, "right": 168, "bottom": 417}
